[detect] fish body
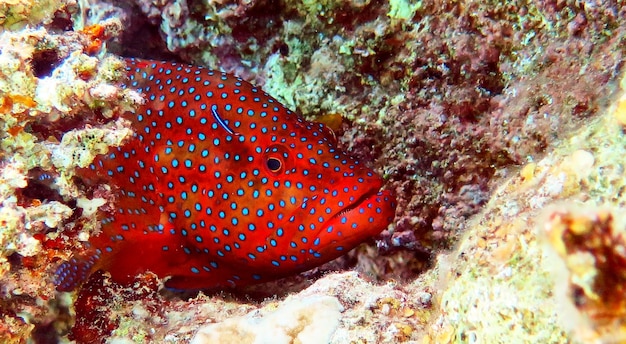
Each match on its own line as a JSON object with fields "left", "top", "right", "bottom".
{"left": 54, "top": 58, "right": 396, "bottom": 291}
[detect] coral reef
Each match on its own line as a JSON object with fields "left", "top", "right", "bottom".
{"left": 0, "top": 0, "right": 625, "bottom": 342}
{"left": 0, "top": 2, "right": 140, "bottom": 342}
{"left": 426, "top": 82, "right": 626, "bottom": 343}
{"left": 97, "top": 0, "right": 626, "bottom": 274}
{"left": 85, "top": 0, "right": 626, "bottom": 262}
{"left": 0, "top": 0, "right": 61, "bottom": 29}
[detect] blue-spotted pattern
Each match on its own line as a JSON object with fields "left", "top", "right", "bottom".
{"left": 54, "top": 58, "right": 396, "bottom": 291}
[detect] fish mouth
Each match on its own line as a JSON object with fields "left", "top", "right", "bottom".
{"left": 295, "top": 182, "right": 395, "bottom": 267}
{"left": 334, "top": 187, "right": 381, "bottom": 219}
{"left": 302, "top": 184, "right": 394, "bottom": 266}
{"left": 321, "top": 185, "right": 393, "bottom": 241}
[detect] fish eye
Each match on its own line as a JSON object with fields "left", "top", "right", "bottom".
{"left": 263, "top": 144, "right": 290, "bottom": 175}
{"left": 266, "top": 157, "right": 282, "bottom": 172}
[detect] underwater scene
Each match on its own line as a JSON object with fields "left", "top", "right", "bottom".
{"left": 0, "top": 0, "right": 625, "bottom": 342}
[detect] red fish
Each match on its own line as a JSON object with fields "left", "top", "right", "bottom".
{"left": 54, "top": 58, "right": 396, "bottom": 291}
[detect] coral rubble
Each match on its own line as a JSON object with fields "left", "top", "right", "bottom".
{"left": 191, "top": 295, "right": 343, "bottom": 344}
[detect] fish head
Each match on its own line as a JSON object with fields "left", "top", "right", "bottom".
{"left": 211, "top": 96, "right": 396, "bottom": 272}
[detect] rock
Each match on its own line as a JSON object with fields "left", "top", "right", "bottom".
{"left": 191, "top": 296, "right": 342, "bottom": 344}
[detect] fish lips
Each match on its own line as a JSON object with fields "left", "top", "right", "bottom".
{"left": 311, "top": 184, "right": 397, "bottom": 257}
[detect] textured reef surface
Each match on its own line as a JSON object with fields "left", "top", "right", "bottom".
{"left": 1, "top": 0, "right": 625, "bottom": 343}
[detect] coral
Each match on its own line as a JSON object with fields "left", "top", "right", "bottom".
{"left": 0, "top": 0, "right": 61, "bottom": 30}
{"left": 387, "top": 0, "right": 420, "bottom": 21}
{"left": 113, "top": 0, "right": 626, "bottom": 268}
{"left": 376, "top": 1, "right": 624, "bottom": 258}
{"left": 543, "top": 208, "right": 626, "bottom": 342}
{"left": 191, "top": 296, "right": 342, "bottom": 344}
{"left": 614, "top": 77, "right": 626, "bottom": 127}
{"left": 103, "top": 0, "right": 625, "bottom": 270}
{"left": 67, "top": 270, "right": 432, "bottom": 343}
{"left": 425, "top": 72, "right": 626, "bottom": 343}
{"left": 0, "top": 2, "right": 142, "bottom": 342}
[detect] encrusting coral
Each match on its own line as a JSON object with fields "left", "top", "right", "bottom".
{"left": 0, "top": 2, "right": 142, "bottom": 341}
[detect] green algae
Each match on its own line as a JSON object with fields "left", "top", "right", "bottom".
{"left": 388, "top": 0, "right": 421, "bottom": 21}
